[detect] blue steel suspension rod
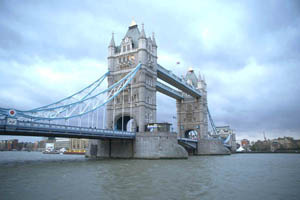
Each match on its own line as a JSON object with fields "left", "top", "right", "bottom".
{"left": 47, "top": 72, "right": 110, "bottom": 117}
{"left": 207, "top": 107, "right": 218, "bottom": 135}
{"left": 16, "top": 64, "right": 141, "bottom": 121}
{"left": 17, "top": 68, "right": 138, "bottom": 121}
{"left": 20, "top": 64, "right": 141, "bottom": 113}
{"left": 23, "top": 71, "right": 109, "bottom": 112}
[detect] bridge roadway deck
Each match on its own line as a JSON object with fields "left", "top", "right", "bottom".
{"left": 178, "top": 138, "right": 198, "bottom": 149}
{"left": 0, "top": 119, "right": 135, "bottom": 139}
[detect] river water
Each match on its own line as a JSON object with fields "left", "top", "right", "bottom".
{"left": 0, "top": 152, "right": 299, "bottom": 200}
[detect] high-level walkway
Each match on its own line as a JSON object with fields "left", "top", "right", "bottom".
{"left": 157, "top": 64, "right": 202, "bottom": 98}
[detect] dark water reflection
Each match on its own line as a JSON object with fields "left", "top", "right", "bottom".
{"left": 0, "top": 152, "right": 299, "bottom": 200}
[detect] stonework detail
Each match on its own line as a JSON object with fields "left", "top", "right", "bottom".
{"left": 106, "top": 23, "right": 157, "bottom": 132}
{"left": 177, "top": 69, "right": 208, "bottom": 141}
{"left": 85, "top": 22, "right": 231, "bottom": 159}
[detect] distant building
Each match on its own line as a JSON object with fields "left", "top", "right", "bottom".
{"left": 241, "top": 139, "right": 250, "bottom": 148}
{"left": 70, "top": 139, "right": 88, "bottom": 152}
{"left": 12, "top": 139, "right": 18, "bottom": 150}
{"left": 0, "top": 139, "right": 18, "bottom": 151}
{"left": 270, "top": 137, "right": 300, "bottom": 152}
{"left": 55, "top": 138, "right": 70, "bottom": 150}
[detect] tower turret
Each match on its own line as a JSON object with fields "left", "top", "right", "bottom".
{"left": 185, "top": 67, "right": 198, "bottom": 88}
{"left": 152, "top": 32, "right": 157, "bottom": 59}
{"left": 138, "top": 23, "right": 147, "bottom": 64}
{"left": 197, "top": 72, "right": 202, "bottom": 89}
{"left": 201, "top": 75, "right": 207, "bottom": 91}
{"left": 108, "top": 32, "right": 116, "bottom": 71}
{"left": 106, "top": 21, "right": 158, "bottom": 133}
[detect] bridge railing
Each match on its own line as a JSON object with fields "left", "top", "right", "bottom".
{"left": 0, "top": 119, "right": 5, "bottom": 126}
{"left": 0, "top": 118, "right": 135, "bottom": 137}
{"left": 178, "top": 138, "right": 198, "bottom": 142}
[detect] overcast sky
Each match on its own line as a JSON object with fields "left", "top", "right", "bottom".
{"left": 1, "top": 0, "right": 300, "bottom": 142}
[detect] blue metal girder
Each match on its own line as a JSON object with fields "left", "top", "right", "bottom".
{"left": 157, "top": 64, "right": 202, "bottom": 98}
{"left": 156, "top": 81, "right": 184, "bottom": 100}
{"left": 0, "top": 119, "right": 135, "bottom": 140}
{"left": 178, "top": 138, "right": 198, "bottom": 149}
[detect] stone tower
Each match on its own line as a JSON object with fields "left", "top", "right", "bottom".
{"left": 106, "top": 21, "right": 158, "bottom": 132}
{"left": 176, "top": 69, "right": 208, "bottom": 139}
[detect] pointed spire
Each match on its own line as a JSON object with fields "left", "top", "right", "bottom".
{"left": 139, "top": 23, "right": 146, "bottom": 39}
{"left": 198, "top": 72, "right": 202, "bottom": 81}
{"left": 130, "top": 18, "right": 137, "bottom": 27}
{"left": 109, "top": 32, "right": 115, "bottom": 47}
{"left": 152, "top": 32, "right": 157, "bottom": 47}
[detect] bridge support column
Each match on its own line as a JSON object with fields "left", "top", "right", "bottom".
{"left": 86, "top": 131, "right": 188, "bottom": 159}
{"left": 197, "top": 139, "right": 231, "bottom": 155}
{"left": 86, "top": 139, "right": 134, "bottom": 159}
{"left": 134, "top": 132, "right": 188, "bottom": 159}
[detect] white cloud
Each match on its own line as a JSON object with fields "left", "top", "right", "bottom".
{"left": 0, "top": 57, "right": 107, "bottom": 109}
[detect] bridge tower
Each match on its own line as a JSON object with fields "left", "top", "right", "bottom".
{"left": 176, "top": 69, "right": 208, "bottom": 140}
{"left": 106, "top": 21, "right": 157, "bottom": 132}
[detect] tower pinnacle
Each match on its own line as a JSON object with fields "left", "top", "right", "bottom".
{"left": 139, "top": 23, "right": 146, "bottom": 39}
{"left": 130, "top": 18, "right": 137, "bottom": 27}
{"left": 109, "top": 32, "right": 115, "bottom": 47}
{"left": 152, "top": 32, "right": 157, "bottom": 47}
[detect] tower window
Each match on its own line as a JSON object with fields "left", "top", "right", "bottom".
{"left": 127, "top": 45, "right": 130, "bottom": 51}
{"left": 123, "top": 46, "right": 126, "bottom": 52}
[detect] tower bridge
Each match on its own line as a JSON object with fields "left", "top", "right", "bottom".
{"left": 0, "top": 21, "right": 235, "bottom": 158}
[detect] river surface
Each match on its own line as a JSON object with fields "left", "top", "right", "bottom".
{"left": 0, "top": 152, "right": 299, "bottom": 200}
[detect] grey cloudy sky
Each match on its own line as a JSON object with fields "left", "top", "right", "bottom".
{"left": 0, "top": 0, "right": 300, "bottom": 141}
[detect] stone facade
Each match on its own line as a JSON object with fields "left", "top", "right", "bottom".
{"left": 106, "top": 22, "right": 157, "bottom": 133}
{"left": 87, "top": 132, "right": 188, "bottom": 159}
{"left": 197, "top": 139, "right": 231, "bottom": 155}
{"left": 177, "top": 70, "right": 208, "bottom": 140}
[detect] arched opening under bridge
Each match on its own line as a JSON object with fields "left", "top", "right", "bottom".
{"left": 184, "top": 129, "right": 198, "bottom": 139}
{"left": 116, "top": 116, "right": 137, "bottom": 132}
